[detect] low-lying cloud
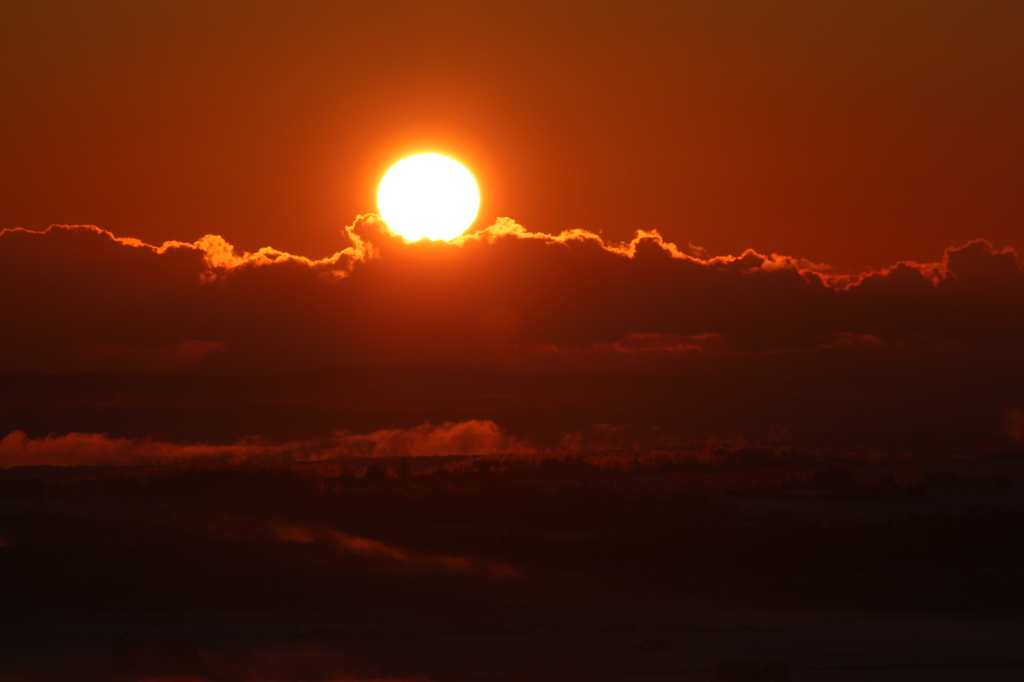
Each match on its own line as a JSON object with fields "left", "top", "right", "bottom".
{"left": 0, "top": 420, "right": 530, "bottom": 468}
{"left": 2, "top": 217, "right": 1022, "bottom": 373}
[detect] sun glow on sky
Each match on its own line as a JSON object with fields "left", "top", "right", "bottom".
{"left": 377, "top": 153, "right": 480, "bottom": 242}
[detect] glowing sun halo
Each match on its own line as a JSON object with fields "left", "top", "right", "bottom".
{"left": 377, "top": 153, "right": 480, "bottom": 242}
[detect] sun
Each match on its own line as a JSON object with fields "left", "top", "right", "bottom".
{"left": 377, "top": 153, "right": 480, "bottom": 242}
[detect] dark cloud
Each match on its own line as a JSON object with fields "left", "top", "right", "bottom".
{"left": 1, "top": 219, "right": 1022, "bottom": 374}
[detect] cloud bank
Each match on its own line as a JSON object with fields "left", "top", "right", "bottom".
{"left": 0, "top": 420, "right": 527, "bottom": 468}
{"left": 1, "top": 217, "right": 1022, "bottom": 374}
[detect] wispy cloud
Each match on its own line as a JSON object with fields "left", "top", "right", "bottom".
{"left": 268, "top": 522, "right": 521, "bottom": 581}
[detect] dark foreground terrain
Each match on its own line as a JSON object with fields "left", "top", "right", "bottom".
{"left": 2, "top": 438, "right": 1023, "bottom": 681}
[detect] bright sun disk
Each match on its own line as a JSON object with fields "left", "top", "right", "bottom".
{"left": 377, "top": 153, "right": 480, "bottom": 242}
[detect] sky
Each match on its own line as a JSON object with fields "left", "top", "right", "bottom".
{"left": 2, "top": 0, "right": 1022, "bottom": 269}
{"left": 2, "top": 1, "right": 1024, "bottom": 447}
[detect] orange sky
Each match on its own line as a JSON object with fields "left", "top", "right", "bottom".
{"left": 2, "top": 1, "right": 1022, "bottom": 269}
